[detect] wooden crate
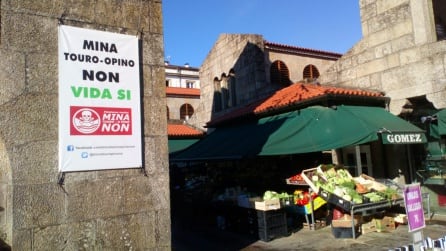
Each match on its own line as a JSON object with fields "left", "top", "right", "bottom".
{"left": 375, "top": 216, "right": 396, "bottom": 232}
{"left": 255, "top": 198, "right": 281, "bottom": 211}
{"left": 303, "top": 220, "right": 326, "bottom": 230}
{"left": 361, "top": 220, "right": 377, "bottom": 234}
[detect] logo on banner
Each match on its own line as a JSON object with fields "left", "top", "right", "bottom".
{"left": 72, "top": 108, "right": 101, "bottom": 134}
{"left": 70, "top": 106, "right": 132, "bottom": 135}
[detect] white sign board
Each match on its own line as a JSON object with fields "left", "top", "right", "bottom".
{"left": 58, "top": 25, "right": 142, "bottom": 172}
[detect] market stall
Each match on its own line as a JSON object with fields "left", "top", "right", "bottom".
{"left": 301, "top": 164, "right": 407, "bottom": 238}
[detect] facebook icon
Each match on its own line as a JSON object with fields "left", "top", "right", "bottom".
{"left": 67, "top": 145, "right": 74, "bottom": 151}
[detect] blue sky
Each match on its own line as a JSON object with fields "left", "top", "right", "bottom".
{"left": 163, "top": 1, "right": 362, "bottom": 67}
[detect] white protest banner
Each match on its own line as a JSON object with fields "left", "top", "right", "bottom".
{"left": 58, "top": 25, "right": 142, "bottom": 172}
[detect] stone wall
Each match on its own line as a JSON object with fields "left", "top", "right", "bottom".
{"left": 320, "top": 0, "right": 446, "bottom": 114}
{"left": 0, "top": 0, "right": 170, "bottom": 250}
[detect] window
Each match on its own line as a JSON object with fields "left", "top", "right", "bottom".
{"left": 213, "top": 77, "right": 222, "bottom": 112}
{"left": 186, "top": 81, "right": 194, "bottom": 88}
{"left": 166, "top": 106, "right": 170, "bottom": 120}
{"left": 270, "top": 60, "right": 290, "bottom": 86}
{"left": 220, "top": 73, "right": 229, "bottom": 109}
{"left": 433, "top": 0, "right": 446, "bottom": 41}
{"left": 166, "top": 79, "right": 171, "bottom": 87}
{"left": 180, "top": 104, "right": 194, "bottom": 120}
{"left": 303, "top": 64, "right": 320, "bottom": 81}
{"left": 228, "top": 69, "right": 236, "bottom": 107}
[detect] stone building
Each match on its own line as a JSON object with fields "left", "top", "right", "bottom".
{"left": 165, "top": 63, "right": 200, "bottom": 121}
{"left": 321, "top": 0, "right": 446, "bottom": 213}
{"left": 321, "top": 0, "right": 446, "bottom": 117}
{"left": 0, "top": 1, "right": 170, "bottom": 249}
{"left": 190, "top": 34, "right": 342, "bottom": 130}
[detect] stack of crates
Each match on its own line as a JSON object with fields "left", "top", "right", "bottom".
{"left": 257, "top": 209, "right": 288, "bottom": 242}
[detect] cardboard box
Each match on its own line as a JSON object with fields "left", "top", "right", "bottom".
{"left": 331, "top": 214, "right": 360, "bottom": 228}
{"left": 386, "top": 213, "right": 408, "bottom": 224}
{"left": 375, "top": 216, "right": 395, "bottom": 232}
{"left": 303, "top": 220, "right": 326, "bottom": 230}
{"left": 255, "top": 198, "right": 281, "bottom": 211}
{"left": 361, "top": 220, "right": 377, "bottom": 234}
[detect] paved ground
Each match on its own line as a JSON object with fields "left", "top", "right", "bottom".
{"left": 172, "top": 211, "right": 446, "bottom": 251}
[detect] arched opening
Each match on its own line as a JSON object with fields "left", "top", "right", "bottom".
{"left": 180, "top": 103, "right": 194, "bottom": 120}
{"left": 303, "top": 64, "right": 320, "bottom": 81}
{"left": 270, "top": 60, "right": 291, "bottom": 86}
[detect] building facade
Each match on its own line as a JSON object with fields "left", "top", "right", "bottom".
{"left": 319, "top": 0, "right": 446, "bottom": 213}
{"left": 321, "top": 0, "right": 446, "bottom": 116}
{"left": 0, "top": 1, "right": 170, "bottom": 249}
{"left": 165, "top": 63, "right": 201, "bottom": 121}
{"left": 190, "top": 34, "right": 342, "bottom": 130}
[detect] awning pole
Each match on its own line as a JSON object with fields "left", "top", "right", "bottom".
{"left": 407, "top": 144, "right": 414, "bottom": 182}
{"left": 355, "top": 145, "right": 362, "bottom": 175}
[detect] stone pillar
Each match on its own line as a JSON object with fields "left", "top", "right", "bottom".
{"left": 0, "top": 1, "right": 170, "bottom": 250}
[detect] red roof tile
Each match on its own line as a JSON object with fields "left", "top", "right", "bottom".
{"left": 166, "top": 87, "right": 200, "bottom": 96}
{"left": 168, "top": 124, "right": 204, "bottom": 137}
{"left": 207, "top": 83, "right": 385, "bottom": 126}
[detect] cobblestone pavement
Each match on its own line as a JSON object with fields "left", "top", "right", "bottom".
{"left": 172, "top": 214, "right": 446, "bottom": 251}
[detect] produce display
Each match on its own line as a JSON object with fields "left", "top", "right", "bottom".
{"left": 262, "top": 189, "right": 318, "bottom": 207}
{"left": 304, "top": 164, "right": 401, "bottom": 207}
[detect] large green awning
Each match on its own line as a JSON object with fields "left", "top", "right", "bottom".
{"left": 168, "top": 139, "right": 200, "bottom": 154}
{"left": 171, "top": 105, "right": 426, "bottom": 161}
{"left": 430, "top": 109, "right": 446, "bottom": 139}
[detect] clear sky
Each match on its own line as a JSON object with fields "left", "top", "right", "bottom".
{"left": 162, "top": 1, "right": 362, "bottom": 68}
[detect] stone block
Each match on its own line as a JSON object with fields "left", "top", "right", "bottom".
{"left": 12, "top": 183, "right": 65, "bottom": 229}
{"left": 65, "top": 178, "right": 124, "bottom": 222}
{"left": 2, "top": 13, "right": 58, "bottom": 53}
{"left": 357, "top": 57, "right": 388, "bottom": 77}
{"left": 96, "top": 213, "right": 158, "bottom": 250}
{"left": 62, "top": 0, "right": 96, "bottom": 24}
{"left": 11, "top": 229, "right": 32, "bottom": 251}
{"left": 386, "top": 53, "right": 400, "bottom": 69}
{"left": 374, "top": 42, "right": 393, "bottom": 58}
{"left": 143, "top": 99, "right": 168, "bottom": 136}
{"left": 122, "top": 175, "right": 165, "bottom": 213}
{"left": 399, "top": 48, "right": 420, "bottom": 65}
{"left": 391, "top": 34, "right": 415, "bottom": 52}
{"left": 376, "top": 0, "right": 408, "bottom": 15}
{"left": 0, "top": 94, "right": 58, "bottom": 146}
{"left": 0, "top": 50, "right": 26, "bottom": 105}
{"left": 27, "top": 53, "right": 58, "bottom": 94}
{"left": 11, "top": 140, "right": 58, "bottom": 184}
{"left": 33, "top": 224, "right": 70, "bottom": 251}
{"left": 4, "top": 0, "right": 63, "bottom": 16}
{"left": 32, "top": 221, "right": 98, "bottom": 250}
{"left": 143, "top": 136, "right": 168, "bottom": 174}
{"left": 141, "top": 34, "right": 165, "bottom": 66}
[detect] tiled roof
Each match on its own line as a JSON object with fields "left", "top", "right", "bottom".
{"left": 166, "top": 87, "right": 200, "bottom": 96}
{"left": 207, "top": 83, "right": 385, "bottom": 126}
{"left": 168, "top": 124, "right": 204, "bottom": 137}
{"left": 264, "top": 41, "right": 342, "bottom": 60}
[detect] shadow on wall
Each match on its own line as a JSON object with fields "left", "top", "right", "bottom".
{"left": 211, "top": 41, "right": 288, "bottom": 120}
